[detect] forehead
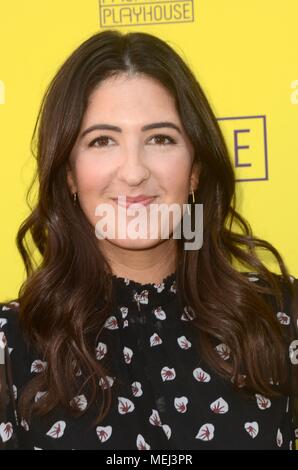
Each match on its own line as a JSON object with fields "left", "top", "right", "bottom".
{"left": 84, "top": 73, "right": 179, "bottom": 123}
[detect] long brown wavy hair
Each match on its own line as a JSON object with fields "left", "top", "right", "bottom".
{"left": 14, "top": 29, "right": 294, "bottom": 426}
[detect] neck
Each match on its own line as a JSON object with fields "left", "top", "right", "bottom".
{"left": 100, "top": 238, "right": 177, "bottom": 285}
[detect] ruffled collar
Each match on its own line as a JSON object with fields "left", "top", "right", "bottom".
{"left": 110, "top": 270, "right": 177, "bottom": 312}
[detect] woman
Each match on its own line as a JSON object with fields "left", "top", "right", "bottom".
{"left": 0, "top": 29, "right": 297, "bottom": 450}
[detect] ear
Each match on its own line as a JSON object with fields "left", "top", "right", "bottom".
{"left": 66, "top": 162, "right": 77, "bottom": 194}
{"left": 190, "top": 161, "right": 200, "bottom": 192}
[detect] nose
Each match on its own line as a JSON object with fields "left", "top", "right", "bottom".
{"left": 117, "top": 144, "right": 150, "bottom": 186}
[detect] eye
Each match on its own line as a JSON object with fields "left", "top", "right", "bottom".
{"left": 88, "top": 136, "right": 115, "bottom": 148}
{"left": 88, "top": 133, "right": 177, "bottom": 148}
{"left": 147, "top": 134, "right": 176, "bottom": 145}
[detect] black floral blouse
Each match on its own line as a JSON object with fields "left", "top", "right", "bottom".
{"left": 0, "top": 271, "right": 297, "bottom": 450}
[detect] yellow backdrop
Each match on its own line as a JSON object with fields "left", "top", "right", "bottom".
{"left": 0, "top": 0, "right": 297, "bottom": 302}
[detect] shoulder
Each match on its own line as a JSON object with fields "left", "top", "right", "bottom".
{"left": 241, "top": 271, "right": 298, "bottom": 340}
{"left": 0, "top": 301, "right": 43, "bottom": 400}
{"left": 242, "top": 271, "right": 298, "bottom": 349}
{"left": 0, "top": 301, "right": 23, "bottom": 350}
{"left": 241, "top": 271, "right": 297, "bottom": 306}
{"left": 0, "top": 301, "right": 33, "bottom": 381}
{"left": 0, "top": 300, "right": 20, "bottom": 324}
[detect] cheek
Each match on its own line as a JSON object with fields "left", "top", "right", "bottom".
{"left": 166, "top": 158, "right": 191, "bottom": 197}
{"left": 73, "top": 156, "right": 116, "bottom": 227}
{"left": 74, "top": 157, "right": 110, "bottom": 194}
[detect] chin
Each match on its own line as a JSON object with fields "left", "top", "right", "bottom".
{"left": 105, "top": 237, "right": 164, "bottom": 250}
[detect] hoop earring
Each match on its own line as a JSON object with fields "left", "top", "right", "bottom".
{"left": 187, "top": 189, "right": 195, "bottom": 216}
{"left": 72, "top": 192, "right": 77, "bottom": 205}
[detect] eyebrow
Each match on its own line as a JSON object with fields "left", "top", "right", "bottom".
{"left": 80, "top": 121, "right": 182, "bottom": 139}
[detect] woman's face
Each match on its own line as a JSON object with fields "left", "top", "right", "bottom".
{"left": 67, "top": 73, "right": 199, "bottom": 250}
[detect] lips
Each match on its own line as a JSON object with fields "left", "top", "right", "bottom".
{"left": 112, "top": 195, "right": 156, "bottom": 208}
{"left": 125, "top": 195, "right": 155, "bottom": 202}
